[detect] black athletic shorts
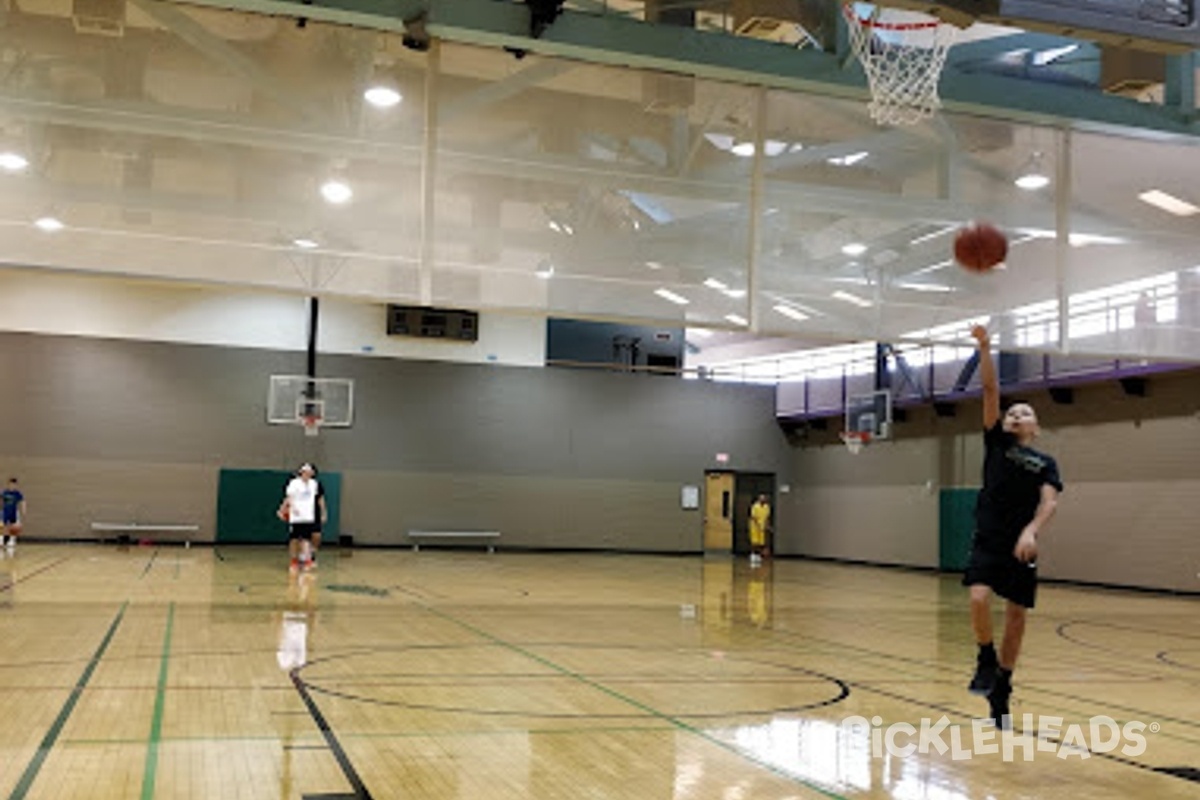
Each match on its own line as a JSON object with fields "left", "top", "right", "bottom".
{"left": 288, "top": 522, "right": 320, "bottom": 541}
{"left": 962, "top": 543, "right": 1037, "bottom": 609}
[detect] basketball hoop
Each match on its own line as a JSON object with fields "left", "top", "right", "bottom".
{"left": 843, "top": 3, "right": 959, "bottom": 127}
{"left": 840, "top": 430, "right": 871, "bottom": 455}
{"left": 302, "top": 415, "right": 322, "bottom": 438}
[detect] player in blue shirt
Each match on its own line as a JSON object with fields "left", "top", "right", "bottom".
{"left": 2, "top": 478, "right": 26, "bottom": 550}
{"left": 964, "top": 326, "right": 1063, "bottom": 729}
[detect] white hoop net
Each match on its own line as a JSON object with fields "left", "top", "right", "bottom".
{"left": 843, "top": 3, "right": 959, "bottom": 126}
{"left": 840, "top": 431, "right": 870, "bottom": 455}
{"left": 302, "top": 415, "right": 322, "bottom": 437}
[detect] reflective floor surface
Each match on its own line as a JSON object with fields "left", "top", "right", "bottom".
{"left": 0, "top": 545, "right": 1195, "bottom": 799}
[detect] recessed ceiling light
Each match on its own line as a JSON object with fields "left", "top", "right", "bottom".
{"left": 320, "top": 179, "right": 353, "bottom": 205}
{"left": 363, "top": 86, "right": 402, "bottom": 108}
{"left": 731, "top": 142, "right": 756, "bottom": 158}
{"left": 909, "top": 226, "right": 956, "bottom": 246}
{"left": 1138, "top": 189, "right": 1198, "bottom": 217}
{"left": 1033, "top": 43, "right": 1079, "bottom": 66}
{"left": 688, "top": 328, "right": 714, "bottom": 338}
{"left": 704, "top": 278, "right": 728, "bottom": 290}
{"left": 654, "top": 288, "right": 689, "bottom": 305}
{"left": 910, "top": 260, "right": 953, "bottom": 276}
{"left": 832, "top": 290, "right": 873, "bottom": 308}
{"left": 763, "top": 140, "right": 789, "bottom": 157}
{"left": 1015, "top": 173, "right": 1050, "bottom": 191}
{"left": 293, "top": 238, "right": 319, "bottom": 249}
{"left": 773, "top": 304, "right": 809, "bottom": 321}
{"left": 725, "top": 314, "right": 748, "bottom": 326}
{"left": 723, "top": 289, "right": 747, "bottom": 299}
{"left": 841, "top": 243, "right": 867, "bottom": 257}
{"left": 828, "top": 151, "right": 868, "bottom": 167}
{"left": 645, "top": 261, "right": 663, "bottom": 270}
{"left": 703, "top": 133, "right": 735, "bottom": 151}
{"left": 0, "top": 152, "right": 29, "bottom": 172}
{"left": 896, "top": 282, "right": 955, "bottom": 293}
{"left": 34, "top": 216, "right": 64, "bottom": 232}
{"left": 1068, "top": 233, "right": 1126, "bottom": 247}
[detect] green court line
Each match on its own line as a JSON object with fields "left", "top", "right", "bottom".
{"left": 7, "top": 603, "right": 128, "bottom": 800}
{"left": 140, "top": 602, "right": 175, "bottom": 800}
{"left": 419, "top": 604, "right": 849, "bottom": 800}
{"left": 62, "top": 724, "right": 677, "bottom": 747}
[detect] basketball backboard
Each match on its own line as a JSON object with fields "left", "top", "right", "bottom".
{"left": 845, "top": 389, "right": 893, "bottom": 440}
{"left": 268, "top": 376, "right": 354, "bottom": 431}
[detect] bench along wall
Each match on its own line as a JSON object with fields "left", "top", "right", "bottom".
{"left": 0, "top": 331, "right": 790, "bottom": 550}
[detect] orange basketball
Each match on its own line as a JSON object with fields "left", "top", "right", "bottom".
{"left": 954, "top": 223, "right": 1008, "bottom": 272}
{"left": 277, "top": 508, "right": 290, "bottom": 522}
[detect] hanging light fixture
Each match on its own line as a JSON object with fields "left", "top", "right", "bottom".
{"left": 363, "top": 64, "right": 402, "bottom": 109}
{"left": 1014, "top": 151, "right": 1050, "bottom": 191}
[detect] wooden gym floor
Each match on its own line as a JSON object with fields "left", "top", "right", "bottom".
{"left": 0, "top": 544, "right": 1196, "bottom": 799}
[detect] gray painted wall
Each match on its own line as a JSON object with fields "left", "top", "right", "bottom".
{"left": 788, "top": 369, "right": 1200, "bottom": 592}
{"left": 0, "top": 332, "right": 790, "bottom": 550}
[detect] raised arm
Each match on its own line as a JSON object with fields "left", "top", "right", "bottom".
{"left": 971, "top": 324, "right": 1000, "bottom": 429}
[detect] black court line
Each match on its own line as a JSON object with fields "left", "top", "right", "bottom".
{"left": 1069, "top": 618, "right": 1200, "bottom": 643}
{"left": 1156, "top": 651, "right": 1200, "bottom": 671}
{"left": 213, "top": 548, "right": 226, "bottom": 562}
{"left": 7, "top": 603, "right": 127, "bottom": 800}
{"left": 790, "top": 607, "right": 1168, "bottom": 683}
{"left": 764, "top": 627, "right": 1200, "bottom": 781}
{"left": 139, "top": 549, "right": 159, "bottom": 578}
{"left": 395, "top": 604, "right": 850, "bottom": 799}
{"left": 1154, "top": 767, "right": 1200, "bottom": 783}
{"left": 290, "top": 671, "right": 374, "bottom": 800}
{"left": 297, "top": 642, "right": 850, "bottom": 721}
{"left": 847, "top": 678, "right": 1197, "bottom": 783}
{"left": 1057, "top": 622, "right": 1200, "bottom": 683}
{"left": 769, "top": 621, "right": 1197, "bottom": 728}
{"left": 0, "top": 557, "right": 71, "bottom": 594}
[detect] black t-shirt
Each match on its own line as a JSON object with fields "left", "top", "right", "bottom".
{"left": 974, "top": 421, "right": 1063, "bottom": 552}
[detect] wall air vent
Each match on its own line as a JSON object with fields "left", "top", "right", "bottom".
{"left": 72, "top": 0, "right": 127, "bottom": 37}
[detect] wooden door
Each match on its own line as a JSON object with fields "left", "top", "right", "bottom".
{"left": 703, "top": 471, "right": 734, "bottom": 551}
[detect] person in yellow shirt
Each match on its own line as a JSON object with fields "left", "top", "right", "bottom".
{"left": 748, "top": 494, "right": 771, "bottom": 566}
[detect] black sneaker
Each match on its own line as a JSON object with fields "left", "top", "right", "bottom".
{"left": 988, "top": 671, "right": 1012, "bottom": 730}
{"left": 968, "top": 650, "right": 997, "bottom": 695}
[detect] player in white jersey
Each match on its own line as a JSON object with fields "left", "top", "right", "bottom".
{"left": 278, "top": 463, "right": 326, "bottom": 571}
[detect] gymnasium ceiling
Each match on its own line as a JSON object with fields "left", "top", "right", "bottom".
{"left": 0, "top": 0, "right": 1196, "bottom": 359}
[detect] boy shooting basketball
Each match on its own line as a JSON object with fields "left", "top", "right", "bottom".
{"left": 964, "top": 325, "right": 1062, "bottom": 728}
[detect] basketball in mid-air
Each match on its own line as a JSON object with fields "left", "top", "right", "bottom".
{"left": 953, "top": 223, "right": 1008, "bottom": 272}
